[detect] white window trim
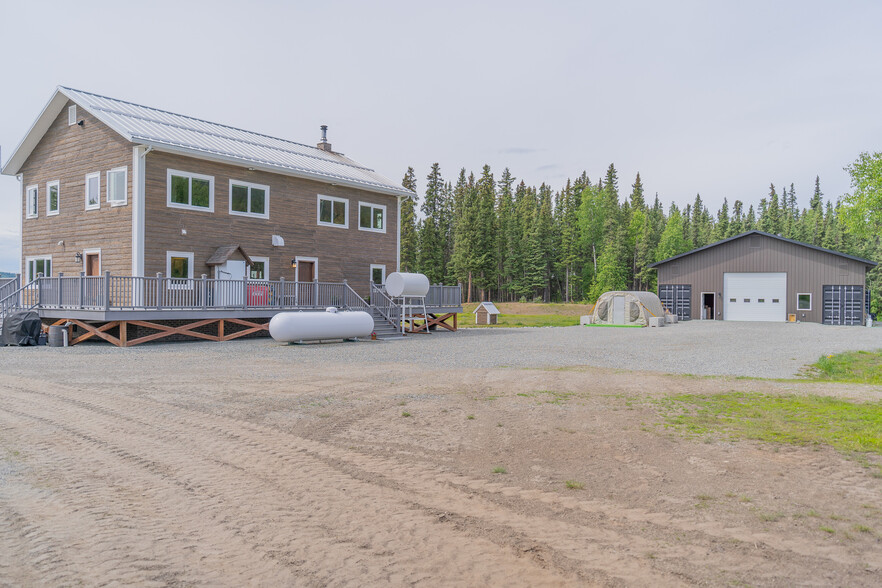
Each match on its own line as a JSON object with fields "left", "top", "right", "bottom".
{"left": 249, "top": 256, "right": 270, "bottom": 280}
{"left": 107, "top": 166, "right": 128, "bottom": 206}
{"left": 166, "top": 168, "right": 215, "bottom": 212}
{"left": 316, "top": 194, "right": 349, "bottom": 229}
{"left": 295, "top": 256, "right": 318, "bottom": 282}
{"left": 370, "top": 264, "right": 386, "bottom": 285}
{"left": 358, "top": 201, "right": 387, "bottom": 234}
{"left": 25, "top": 184, "right": 38, "bottom": 219}
{"left": 68, "top": 105, "right": 77, "bottom": 126}
{"left": 797, "top": 292, "right": 812, "bottom": 311}
{"left": 25, "top": 255, "right": 52, "bottom": 281}
{"left": 46, "top": 180, "right": 60, "bottom": 216}
{"left": 85, "top": 172, "right": 101, "bottom": 211}
{"left": 82, "top": 248, "right": 101, "bottom": 275}
{"left": 166, "top": 251, "right": 195, "bottom": 289}
{"left": 229, "top": 179, "right": 270, "bottom": 219}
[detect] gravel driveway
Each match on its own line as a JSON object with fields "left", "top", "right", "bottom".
{"left": 6, "top": 321, "right": 881, "bottom": 379}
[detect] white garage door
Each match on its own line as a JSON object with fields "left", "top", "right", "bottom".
{"left": 723, "top": 273, "right": 787, "bottom": 322}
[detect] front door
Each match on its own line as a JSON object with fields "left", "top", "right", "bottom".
{"left": 297, "top": 260, "right": 315, "bottom": 306}
{"left": 612, "top": 295, "right": 625, "bottom": 324}
{"left": 215, "top": 260, "right": 248, "bottom": 306}
{"left": 85, "top": 253, "right": 100, "bottom": 276}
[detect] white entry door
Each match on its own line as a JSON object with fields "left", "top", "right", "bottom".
{"left": 723, "top": 272, "right": 786, "bottom": 321}
{"left": 215, "top": 260, "right": 247, "bottom": 306}
{"left": 612, "top": 295, "right": 625, "bottom": 324}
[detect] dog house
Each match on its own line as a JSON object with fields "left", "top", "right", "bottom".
{"left": 591, "top": 291, "right": 665, "bottom": 327}
{"left": 474, "top": 301, "right": 500, "bottom": 325}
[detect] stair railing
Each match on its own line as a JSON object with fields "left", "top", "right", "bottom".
{"left": 0, "top": 276, "right": 41, "bottom": 322}
{"left": 369, "top": 282, "right": 401, "bottom": 328}
{"left": 343, "top": 281, "right": 371, "bottom": 311}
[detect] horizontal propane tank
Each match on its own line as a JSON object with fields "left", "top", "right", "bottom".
{"left": 385, "top": 272, "right": 430, "bottom": 297}
{"left": 269, "top": 309, "right": 374, "bottom": 343}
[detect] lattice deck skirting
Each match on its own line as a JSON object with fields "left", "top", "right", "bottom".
{"left": 50, "top": 318, "right": 269, "bottom": 347}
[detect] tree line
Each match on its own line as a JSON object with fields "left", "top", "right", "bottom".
{"left": 396, "top": 161, "right": 882, "bottom": 313}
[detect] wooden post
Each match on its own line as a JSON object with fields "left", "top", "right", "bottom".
{"left": 155, "top": 273, "right": 162, "bottom": 310}
{"left": 120, "top": 321, "right": 127, "bottom": 347}
{"left": 79, "top": 271, "right": 85, "bottom": 309}
{"left": 201, "top": 274, "right": 207, "bottom": 310}
{"left": 278, "top": 277, "right": 285, "bottom": 308}
{"left": 103, "top": 271, "right": 111, "bottom": 310}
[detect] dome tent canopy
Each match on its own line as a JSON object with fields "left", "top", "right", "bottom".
{"left": 591, "top": 291, "right": 665, "bottom": 327}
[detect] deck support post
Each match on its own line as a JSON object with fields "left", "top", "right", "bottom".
{"left": 201, "top": 274, "right": 207, "bottom": 310}
{"left": 120, "top": 320, "right": 127, "bottom": 347}
{"left": 79, "top": 272, "right": 85, "bottom": 309}
{"left": 278, "top": 277, "right": 285, "bottom": 307}
{"left": 242, "top": 276, "right": 248, "bottom": 309}
{"left": 57, "top": 272, "right": 63, "bottom": 307}
{"left": 155, "top": 273, "right": 162, "bottom": 310}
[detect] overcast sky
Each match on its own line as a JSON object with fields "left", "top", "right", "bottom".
{"left": 2, "top": 0, "right": 882, "bottom": 273}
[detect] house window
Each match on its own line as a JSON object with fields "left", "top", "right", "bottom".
{"left": 229, "top": 180, "right": 269, "bottom": 219}
{"left": 107, "top": 167, "right": 127, "bottom": 205}
{"left": 46, "top": 181, "right": 59, "bottom": 215}
{"left": 167, "top": 169, "right": 214, "bottom": 212}
{"left": 359, "top": 202, "right": 386, "bottom": 233}
{"left": 85, "top": 172, "right": 100, "bottom": 210}
{"left": 249, "top": 256, "right": 269, "bottom": 280}
{"left": 797, "top": 293, "right": 812, "bottom": 311}
{"left": 370, "top": 264, "right": 386, "bottom": 285}
{"left": 317, "top": 195, "right": 348, "bottom": 228}
{"left": 68, "top": 105, "right": 77, "bottom": 126}
{"left": 166, "top": 251, "right": 194, "bottom": 288}
{"left": 26, "top": 256, "right": 51, "bottom": 281}
{"left": 26, "top": 185, "right": 38, "bottom": 218}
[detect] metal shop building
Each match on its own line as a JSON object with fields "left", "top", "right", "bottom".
{"left": 650, "top": 230, "right": 877, "bottom": 325}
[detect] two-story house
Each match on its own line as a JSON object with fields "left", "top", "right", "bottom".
{"left": 2, "top": 86, "right": 413, "bottom": 293}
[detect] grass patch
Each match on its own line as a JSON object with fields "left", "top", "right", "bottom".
{"left": 492, "top": 466, "right": 507, "bottom": 474}
{"left": 658, "top": 392, "right": 882, "bottom": 455}
{"left": 457, "top": 313, "right": 580, "bottom": 328}
{"left": 565, "top": 480, "right": 584, "bottom": 490}
{"left": 401, "top": 411, "right": 411, "bottom": 417}
{"left": 466, "top": 414, "right": 475, "bottom": 420}
{"left": 806, "top": 350, "right": 882, "bottom": 384}
{"left": 820, "top": 526, "right": 836, "bottom": 534}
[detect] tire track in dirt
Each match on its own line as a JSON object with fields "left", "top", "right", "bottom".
{"left": 1, "top": 380, "right": 695, "bottom": 587}
{"left": 0, "top": 387, "right": 583, "bottom": 587}
{"left": 7, "top": 377, "right": 876, "bottom": 585}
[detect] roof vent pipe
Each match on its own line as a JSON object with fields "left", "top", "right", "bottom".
{"left": 317, "top": 125, "right": 333, "bottom": 152}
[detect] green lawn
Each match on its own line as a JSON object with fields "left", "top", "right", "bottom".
{"left": 657, "top": 392, "right": 882, "bottom": 455}
{"left": 806, "top": 350, "right": 882, "bottom": 384}
{"left": 456, "top": 313, "right": 580, "bottom": 328}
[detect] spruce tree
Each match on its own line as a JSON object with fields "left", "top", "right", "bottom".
{"left": 399, "top": 167, "right": 419, "bottom": 272}
{"left": 417, "top": 164, "right": 446, "bottom": 283}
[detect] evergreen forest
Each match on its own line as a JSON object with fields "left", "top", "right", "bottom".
{"left": 396, "top": 162, "right": 882, "bottom": 313}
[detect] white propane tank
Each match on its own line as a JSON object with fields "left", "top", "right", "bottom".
{"left": 385, "top": 272, "right": 430, "bottom": 297}
{"left": 269, "top": 310, "right": 374, "bottom": 343}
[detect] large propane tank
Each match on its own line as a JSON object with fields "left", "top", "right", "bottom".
{"left": 385, "top": 272, "right": 430, "bottom": 297}
{"left": 269, "top": 308, "right": 374, "bottom": 342}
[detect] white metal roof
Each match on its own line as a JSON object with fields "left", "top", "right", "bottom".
{"left": 473, "top": 301, "right": 500, "bottom": 314}
{"left": 2, "top": 87, "right": 414, "bottom": 199}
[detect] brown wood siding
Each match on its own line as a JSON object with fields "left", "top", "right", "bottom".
{"left": 656, "top": 234, "right": 870, "bottom": 323}
{"left": 143, "top": 151, "right": 399, "bottom": 295}
{"left": 19, "top": 100, "right": 133, "bottom": 277}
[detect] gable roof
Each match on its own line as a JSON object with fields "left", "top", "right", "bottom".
{"left": 649, "top": 230, "right": 877, "bottom": 268}
{"left": 205, "top": 244, "right": 253, "bottom": 267}
{"left": 473, "top": 301, "right": 500, "bottom": 314}
{"left": 1, "top": 86, "right": 414, "bottom": 199}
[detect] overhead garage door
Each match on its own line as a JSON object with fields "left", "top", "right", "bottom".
{"left": 723, "top": 273, "right": 786, "bottom": 322}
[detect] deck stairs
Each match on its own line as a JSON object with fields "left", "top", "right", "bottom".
{"left": 368, "top": 306, "right": 405, "bottom": 340}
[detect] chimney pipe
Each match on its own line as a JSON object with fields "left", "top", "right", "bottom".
{"left": 317, "top": 125, "right": 332, "bottom": 152}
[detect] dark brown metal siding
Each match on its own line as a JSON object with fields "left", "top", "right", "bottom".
{"left": 656, "top": 234, "right": 869, "bottom": 323}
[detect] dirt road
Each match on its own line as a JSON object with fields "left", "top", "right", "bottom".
{"left": 1, "top": 344, "right": 881, "bottom": 586}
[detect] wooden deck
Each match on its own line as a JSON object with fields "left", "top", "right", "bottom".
{"left": 2, "top": 273, "right": 462, "bottom": 346}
